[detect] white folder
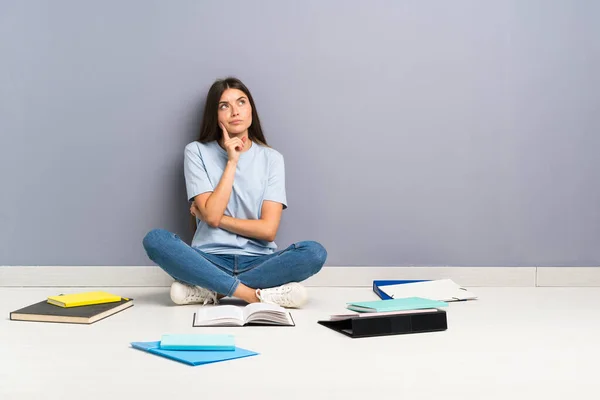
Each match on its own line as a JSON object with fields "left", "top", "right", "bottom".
{"left": 379, "top": 279, "right": 477, "bottom": 302}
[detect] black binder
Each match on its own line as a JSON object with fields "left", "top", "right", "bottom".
{"left": 318, "top": 309, "right": 447, "bottom": 338}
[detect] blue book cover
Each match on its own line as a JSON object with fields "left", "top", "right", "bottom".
{"left": 131, "top": 341, "right": 258, "bottom": 366}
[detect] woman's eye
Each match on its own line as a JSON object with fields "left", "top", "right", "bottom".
{"left": 239, "top": 100, "right": 246, "bottom": 106}
{"left": 219, "top": 104, "right": 228, "bottom": 110}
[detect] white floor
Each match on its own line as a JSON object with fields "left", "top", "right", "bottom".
{"left": 2, "top": 286, "right": 600, "bottom": 400}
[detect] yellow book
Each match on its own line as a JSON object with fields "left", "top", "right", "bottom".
{"left": 47, "top": 291, "right": 122, "bottom": 308}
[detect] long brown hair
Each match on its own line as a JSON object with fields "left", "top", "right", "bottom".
{"left": 198, "top": 77, "right": 268, "bottom": 146}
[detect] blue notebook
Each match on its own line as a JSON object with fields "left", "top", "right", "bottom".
{"left": 159, "top": 334, "right": 235, "bottom": 351}
{"left": 346, "top": 297, "right": 448, "bottom": 313}
{"left": 131, "top": 341, "right": 258, "bottom": 366}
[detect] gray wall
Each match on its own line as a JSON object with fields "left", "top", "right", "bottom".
{"left": 1, "top": 0, "right": 599, "bottom": 267}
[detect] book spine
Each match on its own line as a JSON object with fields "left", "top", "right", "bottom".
{"left": 161, "top": 345, "right": 235, "bottom": 351}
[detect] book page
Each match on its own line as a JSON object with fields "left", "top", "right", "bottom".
{"left": 243, "top": 302, "right": 284, "bottom": 318}
{"left": 383, "top": 279, "right": 477, "bottom": 301}
{"left": 243, "top": 303, "right": 293, "bottom": 325}
{"left": 329, "top": 308, "right": 438, "bottom": 321}
{"left": 194, "top": 305, "right": 244, "bottom": 326}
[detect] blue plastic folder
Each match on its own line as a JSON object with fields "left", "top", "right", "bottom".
{"left": 131, "top": 341, "right": 258, "bottom": 366}
{"left": 159, "top": 334, "right": 235, "bottom": 351}
{"left": 373, "top": 280, "right": 430, "bottom": 300}
{"left": 346, "top": 297, "right": 448, "bottom": 313}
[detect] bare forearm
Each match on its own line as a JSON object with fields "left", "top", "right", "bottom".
{"left": 219, "top": 215, "right": 276, "bottom": 242}
{"left": 201, "top": 160, "right": 237, "bottom": 225}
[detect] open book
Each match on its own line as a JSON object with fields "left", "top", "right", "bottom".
{"left": 193, "top": 303, "right": 295, "bottom": 327}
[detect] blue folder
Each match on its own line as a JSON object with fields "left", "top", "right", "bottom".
{"left": 373, "top": 280, "right": 430, "bottom": 300}
{"left": 131, "top": 341, "right": 258, "bottom": 366}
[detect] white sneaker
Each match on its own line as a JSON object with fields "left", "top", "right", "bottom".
{"left": 256, "top": 282, "right": 308, "bottom": 308}
{"left": 170, "top": 281, "right": 219, "bottom": 306}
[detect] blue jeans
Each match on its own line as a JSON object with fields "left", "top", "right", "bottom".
{"left": 142, "top": 229, "right": 327, "bottom": 296}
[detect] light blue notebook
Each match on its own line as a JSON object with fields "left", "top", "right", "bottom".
{"left": 160, "top": 334, "right": 235, "bottom": 351}
{"left": 346, "top": 297, "right": 448, "bottom": 313}
{"left": 131, "top": 341, "right": 258, "bottom": 366}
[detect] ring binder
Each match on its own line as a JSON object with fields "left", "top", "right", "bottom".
{"left": 318, "top": 309, "right": 447, "bottom": 338}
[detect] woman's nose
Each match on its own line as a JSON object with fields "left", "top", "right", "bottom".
{"left": 231, "top": 105, "right": 239, "bottom": 116}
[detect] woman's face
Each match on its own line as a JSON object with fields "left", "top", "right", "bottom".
{"left": 218, "top": 88, "right": 252, "bottom": 135}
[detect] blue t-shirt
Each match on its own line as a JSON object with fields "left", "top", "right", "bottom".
{"left": 183, "top": 140, "right": 287, "bottom": 255}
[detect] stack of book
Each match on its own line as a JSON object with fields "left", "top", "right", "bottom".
{"left": 318, "top": 279, "right": 478, "bottom": 338}
{"left": 9, "top": 291, "right": 133, "bottom": 324}
{"left": 318, "top": 297, "right": 449, "bottom": 338}
{"left": 131, "top": 334, "right": 258, "bottom": 366}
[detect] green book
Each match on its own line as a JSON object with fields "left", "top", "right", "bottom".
{"left": 160, "top": 334, "right": 235, "bottom": 351}
{"left": 346, "top": 297, "right": 448, "bottom": 313}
